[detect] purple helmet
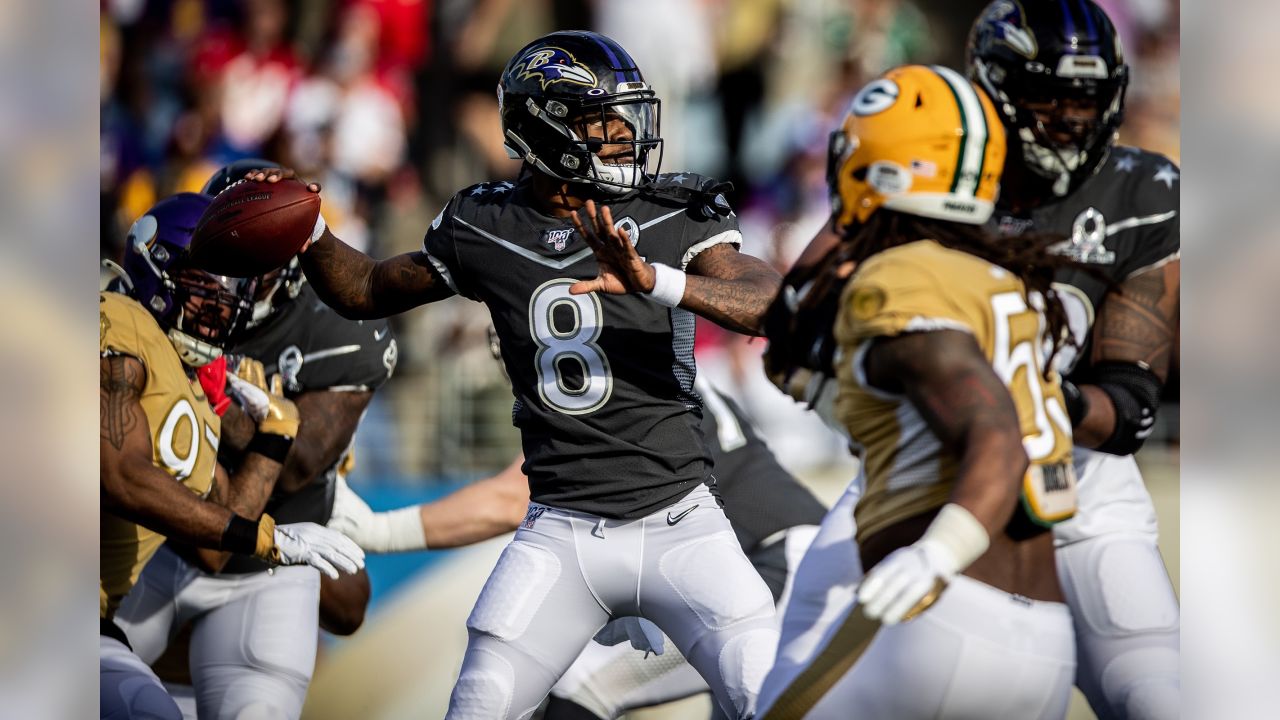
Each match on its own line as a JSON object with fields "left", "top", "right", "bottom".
{"left": 118, "top": 192, "right": 258, "bottom": 366}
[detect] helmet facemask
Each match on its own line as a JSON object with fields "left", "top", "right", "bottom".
{"left": 507, "top": 88, "right": 663, "bottom": 195}
{"left": 167, "top": 268, "right": 257, "bottom": 367}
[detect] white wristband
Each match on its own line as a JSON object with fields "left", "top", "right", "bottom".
{"left": 378, "top": 507, "right": 428, "bottom": 553}
{"left": 648, "top": 263, "right": 686, "bottom": 307}
{"left": 920, "top": 503, "right": 990, "bottom": 574}
{"left": 305, "top": 213, "right": 327, "bottom": 249}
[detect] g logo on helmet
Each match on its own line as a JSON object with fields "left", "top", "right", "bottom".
{"left": 515, "top": 47, "right": 598, "bottom": 90}
{"left": 850, "top": 79, "right": 900, "bottom": 116}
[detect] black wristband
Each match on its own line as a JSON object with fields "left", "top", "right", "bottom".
{"left": 247, "top": 432, "right": 293, "bottom": 463}
{"left": 1061, "top": 378, "right": 1089, "bottom": 427}
{"left": 220, "top": 514, "right": 260, "bottom": 555}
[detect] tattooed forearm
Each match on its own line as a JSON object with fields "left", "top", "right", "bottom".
{"left": 683, "top": 244, "right": 782, "bottom": 336}
{"left": 1092, "top": 260, "right": 1179, "bottom": 380}
{"left": 300, "top": 231, "right": 451, "bottom": 320}
{"left": 100, "top": 355, "right": 144, "bottom": 451}
{"left": 865, "top": 331, "right": 1028, "bottom": 533}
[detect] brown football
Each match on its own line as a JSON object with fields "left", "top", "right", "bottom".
{"left": 188, "top": 179, "right": 321, "bottom": 277}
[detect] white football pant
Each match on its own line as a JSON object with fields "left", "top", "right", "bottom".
{"left": 100, "top": 634, "right": 183, "bottom": 720}
{"left": 113, "top": 545, "right": 321, "bottom": 720}
{"left": 1054, "top": 448, "right": 1180, "bottom": 720}
{"left": 446, "top": 484, "right": 779, "bottom": 719}
{"left": 762, "top": 574, "right": 1075, "bottom": 719}
{"left": 550, "top": 524, "right": 820, "bottom": 718}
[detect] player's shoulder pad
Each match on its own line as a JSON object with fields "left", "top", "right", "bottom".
{"left": 640, "top": 173, "right": 736, "bottom": 219}
{"left": 448, "top": 180, "right": 518, "bottom": 216}
{"left": 1104, "top": 146, "right": 1180, "bottom": 213}
{"left": 100, "top": 291, "right": 165, "bottom": 359}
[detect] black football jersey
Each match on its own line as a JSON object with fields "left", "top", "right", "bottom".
{"left": 424, "top": 173, "right": 743, "bottom": 519}
{"left": 216, "top": 282, "right": 396, "bottom": 573}
{"left": 698, "top": 380, "right": 827, "bottom": 553}
{"left": 990, "top": 146, "right": 1180, "bottom": 378}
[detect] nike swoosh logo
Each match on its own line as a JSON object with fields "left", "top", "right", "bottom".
{"left": 666, "top": 504, "right": 698, "bottom": 526}
{"left": 374, "top": 327, "right": 388, "bottom": 341}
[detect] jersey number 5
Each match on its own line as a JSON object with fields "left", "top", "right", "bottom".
{"left": 529, "top": 279, "right": 614, "bottom": 415}
{"left": 990, "top": 291, "right": 1071, "bottom": 462}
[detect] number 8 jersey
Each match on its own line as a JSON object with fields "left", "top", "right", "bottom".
{"left": 422, "top": 173, "right": 741, "bottom": 519}
{"left": 100, "top": 292, "right": 220, "bottom": 619}
{"left": 833, "top": 240, "right": 1076, "bottom": 543}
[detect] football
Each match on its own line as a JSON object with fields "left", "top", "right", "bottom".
{"left": 188, "top": 178, "right": 321, "bottom": 277}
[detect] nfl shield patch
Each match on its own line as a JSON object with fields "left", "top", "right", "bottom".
{"left": 543, "top": 228, "right": 574, "bottom": 252}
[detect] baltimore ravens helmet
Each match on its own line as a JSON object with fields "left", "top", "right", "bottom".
{"left": 498, "top": 31, "right": 662, "bottom": 194}
{"left": 967, "top": 0, "right": 1128, "bottom": 197}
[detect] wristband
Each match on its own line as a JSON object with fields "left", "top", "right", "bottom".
{"left": 247, "top": 432, "right": 293, "bottom": 463}
{"left": 382, "top": 506, "right": 429, "bottom": 552}
{"left": 220, "top": 513, "right": 276, "bottom": 559}
{"left": 647, "top": 263, "right": 686, "bottom": 308}
{"left": 920, "top": 503, "right": 990, "bottom": 574}
{"left": 305, "top": 213, "right": 327, "bottom": 250}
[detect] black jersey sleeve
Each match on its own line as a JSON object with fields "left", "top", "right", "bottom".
{"left": 1112, "top": 150, "right": 1180, "bottom": 279}
{"left": 642, "top": 173, "right": 743, "bottom": 269}
{"left": 291, "top": 316, "right": 397, "bottom": 394}
{"left": 421, "top": 193, "right": 474, "bottom": 300}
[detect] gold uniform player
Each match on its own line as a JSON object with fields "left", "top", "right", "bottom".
{"left": 100, "top": 194, "right": 364, "bottom": 720}
{"left": 759, "top": 65, "right": 1082, "bottom": 718}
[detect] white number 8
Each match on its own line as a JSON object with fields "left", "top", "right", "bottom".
{"left": 529, "top": 279, "right": 613, "bottom": 415}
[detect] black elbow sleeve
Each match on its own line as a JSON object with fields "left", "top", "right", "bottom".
{"left": 1091, "top": 361, "right": 1163, "bottom": 456}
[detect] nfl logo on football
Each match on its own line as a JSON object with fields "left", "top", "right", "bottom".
{"left": 543, "top": 228, "right": 573, "bottom": 252}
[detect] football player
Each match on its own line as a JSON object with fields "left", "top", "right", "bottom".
{"left": 969, "top": 2, "right": 1180, "bottom": 717}
{"left": 759, "top": 65, "right": 1083, "bottom": 719}
{"left": 100, "top": 193, "right": 364, "bottom": 720}
{"left": 112, "top": 161, "right": 401, "bottom": 720}
{"left": 250, "top": 30, "right": 785, "bottom": 719}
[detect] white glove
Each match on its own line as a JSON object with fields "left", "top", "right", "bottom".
{"left": 274, "top": 522, "right": 366, "bottom": 579}
{"left": 593, "top": 617, "right": 665, "bottom": 656}
{"left": 856, "top": 503, "right": 990, "bottom": 625}
{"left": 327, "top": 475, "right": 427, "bottom": 553}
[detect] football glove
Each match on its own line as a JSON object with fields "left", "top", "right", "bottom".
{"left": 271, "top": 522, "right": 366, "bottom": 579}
{"left": 226, "top": 358, "right": 300, "bottom": 438}
{"left": 327, "top": 475, "right": 427, "bottom": 553}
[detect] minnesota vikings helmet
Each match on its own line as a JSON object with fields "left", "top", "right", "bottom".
{"left": 499, "top": 31, "right": 662, "bottom": 194}
{"left": 118, "top": 193, "right": 258, "bottom": 366}
{"left": 967, "top": 0, "right": 1129, "bottom": 197}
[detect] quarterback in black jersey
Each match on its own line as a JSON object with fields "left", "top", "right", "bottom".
{"left": 969, "top": 3, "right": 1179, "bottom": 719}
{"left": 248, "top": 31, "right": 783, "bottom": 719}
{"left": 113, "top": 162, "right": 398, "bottom": 720}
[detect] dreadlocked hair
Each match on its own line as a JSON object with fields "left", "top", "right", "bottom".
{"left": 823, "top": 209, "right": 1094, "bottom": 377}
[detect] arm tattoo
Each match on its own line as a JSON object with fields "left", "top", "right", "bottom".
{"left": 867, "top": 331, "right": 1020, "bottom": 450}
{"left": 101, "top": 355, "right": 144, "bottom": 452}
{"left": 1092, "top": 260, "right": 1179, "bottom": 380}
{"left": 301, "top": 233, "right": 451, "bottom": 320}
{"left": 683, "top": 244, "right": 782, "bottom": 336}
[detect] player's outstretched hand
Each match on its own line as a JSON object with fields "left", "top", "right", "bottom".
{"left": 570, "top": 200, "right": 656, "bottom": 296}
{"left": 243, "top": 167, "right": 322, "bottom": 194}
{"left": 273, "top": 522, "right": 366, "bottom": 579}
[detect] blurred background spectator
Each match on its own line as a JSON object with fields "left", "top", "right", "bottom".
{"left": 101, "top": 0, "right": 1179, "bottom": 486}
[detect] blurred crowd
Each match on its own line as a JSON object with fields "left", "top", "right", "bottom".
{"left": 100, "top": 0, "right": 1180, "bottom": 482}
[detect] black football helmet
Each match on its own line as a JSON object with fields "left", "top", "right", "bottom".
{"left": 499, "top": 31, "right": 662, "bottom": 195}
{"left": 967, "top": 0, "right": 1129, "bottom": 197}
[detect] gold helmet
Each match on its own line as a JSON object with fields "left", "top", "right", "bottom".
{"left": 828, "top": 64, "right": 1006, "bottom": 231}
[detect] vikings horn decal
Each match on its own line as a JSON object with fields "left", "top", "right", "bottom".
{"left": 514, "top": 47, "right": 598, "bottom": 90}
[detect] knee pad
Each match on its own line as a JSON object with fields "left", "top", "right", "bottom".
{"left": 467, "top": 542, "right": 562, "bottom": 642}
{"left": 716, "top": 627, "right": 779, "bottom": 716}
{"left": 450, "top": 647, "right": 516, "bottom": 720}
{"left": 1100, "top": 647, "right": 1180, "bottom": 720}
{"left": 660, "top": 532, "right": 774, "bottom": 631}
